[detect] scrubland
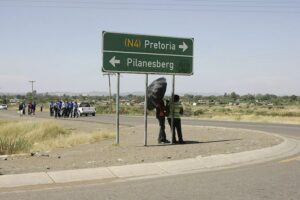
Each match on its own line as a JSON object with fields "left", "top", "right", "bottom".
{"left": 96, "top": 103, "right": 300, "bottom": 124}
{"left": 0, "top": 120, "right": 113, "bottom": 155}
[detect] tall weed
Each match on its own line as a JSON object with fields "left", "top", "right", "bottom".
{"left": 0, "top": 120, "right": 113, "bottom": 155}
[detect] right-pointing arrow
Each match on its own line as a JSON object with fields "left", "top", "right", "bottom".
{"left": 109, "top": 56, "right": 120, "bottom": 67}
{"left": 179, "top": 42, "right": 188, "bottom": 52}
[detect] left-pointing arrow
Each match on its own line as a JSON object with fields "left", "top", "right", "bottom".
{"left": 109, "top": 56, "right": 120, "bottom": 67}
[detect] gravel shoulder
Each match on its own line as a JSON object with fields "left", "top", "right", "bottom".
{"left": 0, "top": 114, "right": 283, "bottom": 175}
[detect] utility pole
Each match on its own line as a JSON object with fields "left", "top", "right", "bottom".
{"left": 28, "top": 80, "right": 36, "bottom": 99}
{"left": 28, "top": 80, "right": 36, "bottom": 93}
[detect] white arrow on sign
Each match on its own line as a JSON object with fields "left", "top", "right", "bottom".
{"left": 179, "top": 42, "right": 188, "bottom": 52}
{"left": 109, "top": 56, "right": 120, "bottom": 67}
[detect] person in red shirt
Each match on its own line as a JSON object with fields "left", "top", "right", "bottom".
{"left": 156, "top": 99, "right": 170, "bottom": 144}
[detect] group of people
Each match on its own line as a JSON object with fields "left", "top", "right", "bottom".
{"left": 50, "top": 101, "right": 79, "bottom": 118}
{"left": 18, "top": 96, "right": 182, "bottom": 144}
{"left": 155, "top": 94, "right": 184, "bottom": 144}
{"left": 18, "top": 102, "right": 37, "bottom": 116}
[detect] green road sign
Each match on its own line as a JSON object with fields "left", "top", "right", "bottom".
{"left": 102, "top": 31, "right": 193, "bottom": 75}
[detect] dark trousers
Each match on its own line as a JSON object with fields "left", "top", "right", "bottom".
{"left": 167, "top": 118, "right": 183, "bottom": 142}
{"left": 54, "top": 108, "right": 61, "bottom": 118}
{"left": 54, "top": 108, "right": 58, "bottom": 118}
{"left": 73, "top": 108, "right": 78, "bottom": 118}
{"left": 157, "top": 117, "right": 166, "bottom": 142}
{"left": 50, "top": 108, "right": 54, "bottom": 116}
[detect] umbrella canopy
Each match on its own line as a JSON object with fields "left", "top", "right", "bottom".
{"left": 147, "top": 77, "right": 167, "bottom": 110}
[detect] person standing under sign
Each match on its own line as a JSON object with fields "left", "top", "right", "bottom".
{"left": 156, "top": 99, "right": 170, "bottom": 144}
{"left": 167, "top": 94, "right": 184, "bottom": 144}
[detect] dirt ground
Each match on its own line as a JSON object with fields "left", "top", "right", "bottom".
{"left": 0, "top": 112, "right": 283, "bottom": 175}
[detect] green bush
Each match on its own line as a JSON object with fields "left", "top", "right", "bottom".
{"left": 193, "top": 109, "right": 204, "bottom": 116}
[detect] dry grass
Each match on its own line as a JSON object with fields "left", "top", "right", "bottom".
{"left": 204, "top": 114, "right": 300, "bottom": 124}
{"left": 0, "top": 120, "right": 114, "bottom": 155}
{"left": 31, "top": 131, "right": 114, "bottom": 152}
{"left": 187, "top": 104, "right": 300, "bottom": 124}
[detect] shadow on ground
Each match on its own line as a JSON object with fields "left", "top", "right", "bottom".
{"left": 144, "top": 139, "right": 242, "bottom": 147}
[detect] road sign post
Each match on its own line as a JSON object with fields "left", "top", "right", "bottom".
{"left": 116, "top": 73, "right": 120, "bottom": 145}
{"left": 102, "top": 31, "right": 193, "bottom": 145}
{"left": 144, "top": 74, "right": 148, "bottom": 146}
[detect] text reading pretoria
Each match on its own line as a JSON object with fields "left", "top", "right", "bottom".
{"left": 125, "top": 38, "right": 176, "bottom": 51}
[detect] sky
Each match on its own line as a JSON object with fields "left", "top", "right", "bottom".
{"left": 0, "top": 0, "right": 300, "bottom": 95}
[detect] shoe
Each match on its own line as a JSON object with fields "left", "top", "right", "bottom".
{"left": 172, "top": 140, "right": 178, "bottom": 144}
{"left": 158, "top": 141, "right": 165, "bottom": 144}
{"left": 178, "top": 140, "right": 185, "bottom": 144}
{"left": 163, "top": 140, "right": 170, "bottom": 143}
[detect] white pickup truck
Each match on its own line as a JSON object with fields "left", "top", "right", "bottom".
{"left": 78, "top": 102, "right": 96, "bottom": 117}
{"left": 0, "top": 104, "right": 8, "bottom": 110}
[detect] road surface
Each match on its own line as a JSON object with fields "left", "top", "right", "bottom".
{"left": 0, "top": 111, "right": 299, "bottom": 199}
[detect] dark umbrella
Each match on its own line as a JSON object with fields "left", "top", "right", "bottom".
{"left": 147, "top": 77, "right": 167, "bottom": 110}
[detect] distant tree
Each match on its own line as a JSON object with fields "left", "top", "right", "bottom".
{"left": 290, "top": 95, "right": 297, "bottom": 101}
{"left": 2, "top": 95, "right": 7, "bottom": 104}
{"left": 230, "top": 92, "right": 239, "bottom": 100}
{"left": 239, "top": 94, "right": 255, "bottom": 103}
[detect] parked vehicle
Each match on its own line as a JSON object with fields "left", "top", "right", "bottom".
{"left": 78, "top": 102, "right": 96, "bottom": 116}
{"left": 0, "top": 104, "right": 8, "bottom": 110}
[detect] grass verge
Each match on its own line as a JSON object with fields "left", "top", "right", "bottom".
{"left": 0, "top": 120, "right": 114, "bottom": 155}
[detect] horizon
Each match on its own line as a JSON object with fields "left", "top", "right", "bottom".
{"left": 0, "top": 90, "right": 298, "bottom": 97}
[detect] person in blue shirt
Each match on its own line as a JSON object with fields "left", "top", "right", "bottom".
{"left": 68, "top": 101, "right": 73, "bottom": 117}
{"left": 73, "top": 101, "right": 78, "bottom": 118}
{"left": 50, "top": 101, "right": 54, "bottom": 116}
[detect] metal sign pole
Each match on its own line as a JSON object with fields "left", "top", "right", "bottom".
{"left": 108, "top": 74, "right": 112, "bottom": 113}
{"left": 116, "top": 73, "right": 120, "bottom": 144}
{"left": 171, "top": 75, "right": 175, "bottom": 144}
{"left": 144, "top": 74, "right": 148, "bottom": 146}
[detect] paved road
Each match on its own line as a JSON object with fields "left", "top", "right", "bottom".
{"left": 1, "top": 111, "right": 300, "bottom": 199}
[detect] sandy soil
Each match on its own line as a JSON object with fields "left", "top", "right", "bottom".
{"left": 0, "top": 113, "right": 283, "bottom": 175}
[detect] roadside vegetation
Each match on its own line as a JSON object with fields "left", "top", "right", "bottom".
{"left": 0, "top": 120, "right": 114, "bottom": 155}
{"left": 94, "top": 93, "right": 300, "bottom": 124}
{"left": 1, "top": 92, "right": 298, "bottom": 155}
{"left": 1, "top": 92, "right": 300, "bottom": 124}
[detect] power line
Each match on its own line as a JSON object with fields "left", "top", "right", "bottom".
{"left": 1, "top": 0, "right": 300, "bottom": 13}
{"left": 1, "top": 0, "right": 300, "bottom": 6}
{"left": 0, "top": 4, "right": 299, "bottom": 13}
{"left": 1, "top": 0, "right": 300, "bottom": 3}
{"left": 1, "top": 1, "right": 300, "bottom": 6}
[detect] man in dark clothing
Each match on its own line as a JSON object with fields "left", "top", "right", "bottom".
{"left": 156, "top": 99, "right": 169, "bottom": 144}
{"left": 54, "top": 102, "right": 58, "bottom": 118}
{"left": 28, "top": 102, "right": 32, "bottom": 115}
{"left": 50, "top": 101, "right": 54, "bottom": 116}
{"left": 22, "top": 102, "right": 26, "bottom": 115}
{"left": 18, "top": 103, "right": 23, "bottom": 116}
{"left": 32, "top": 101, "right": 36, "bottom": 115}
